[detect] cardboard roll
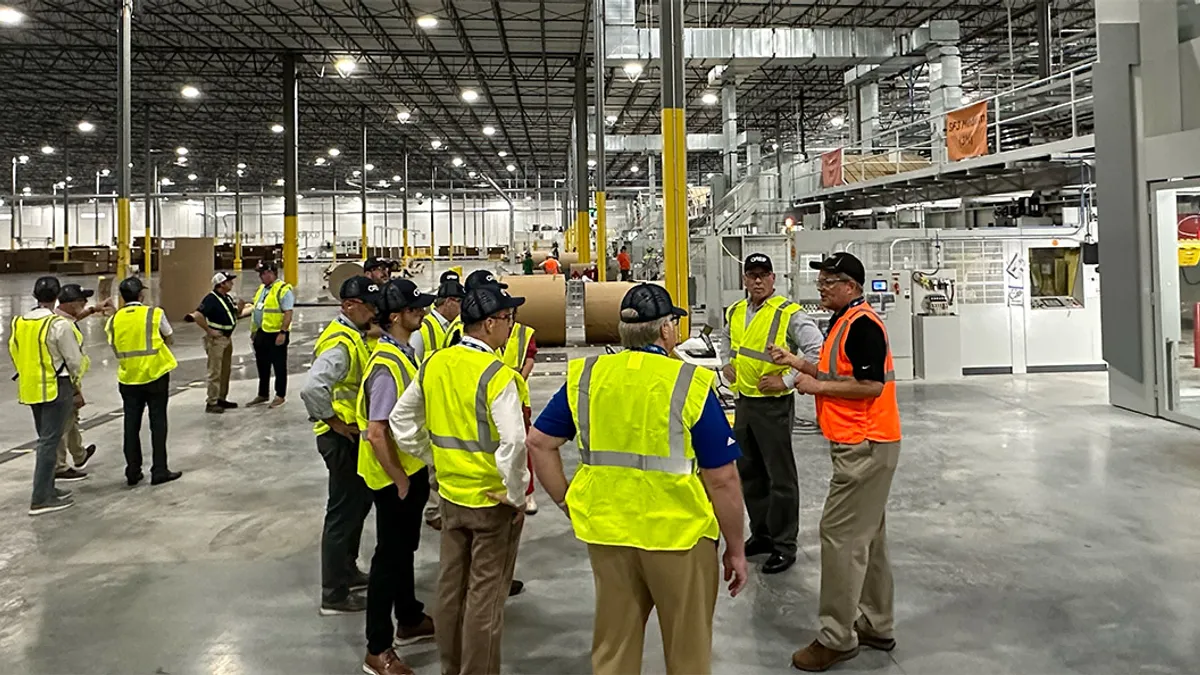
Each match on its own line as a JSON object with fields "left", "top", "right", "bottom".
{"left": 327, "top": 261, "right": 365, "bottom": 300}
{"left": 558, "top": 252, "right": 580, "bottom": 266}
{"left": 583, "top": 281, "right": 640, "bottom": 344}
{"left": 529, "top": 250, "right": 550, "bottom": 265}
{"left": 499, "top": 274, "right": 567, "bottom": 346}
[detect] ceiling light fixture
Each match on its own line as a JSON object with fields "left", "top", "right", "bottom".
{"left": 270, "top": 123, "right": 285, "bottom": 133}
{"left": 76, "top": 121, "right": 95, "bottom": 133}
{"left": 41, "top": 145, "right": 55, "bottom": 155}
{"left": 352, "top": 170, "right": 361, "bottom": 177}
{"left": 315, "top": 157, "right": 327, "bottom": 166}
{"left": 175, "top": 146, "right": 188, "bottom": 156}
{"left": 100, "top": 169, "right": 111, "bottom": 177}
{"left": 416, "top": 15, "right": 438, "bottom": 29}
{"left": 236, "top": 162, "right": 247, "bottom": 169}
{"left": 461, "top": 89, "right": 479, "bottom": 103}
{"left": 701, "top": 92, "right": 719, "bottom": 105}
{"left": 364, "top": 163, "right": 375, "bottom": 171}
{"left": 623, "top": 62, "right": 643, "bottom": 80}
{"left": 605, "top": 114, "right": 618, "bottom": 124}
{"left": 180, "top": 85, "right": 200, "bottom": 99}
{"left": 630, "top": 164, "right": 640, "bottom": 174}
{"left": 468, "top": 171, "right": 477, "bottom": 178}
{"left": 0, "top": 7, "right": 25, "bottom": 25}
{"left": 506, "top": 164, "right": 516, "bottom": 173}
{"left": 188, "top": 173, "right": 198, "bottom": 181}
{"left": 587, "top": 159, "right": 597, "bottom": 168}
{"left": 333, "top": 56, "right": 357, "bottom": 78}
{"left": 430, "top": 139, "right": 442, "bottom": 149}
{"left": 482, "top": 125, "right": 496, "bottom": 137}
{"left": 17, "top": 155, "right": 28, "bottom": 164}
{"left": 392, "top": 174, "right": 402, "bottom": 182}
{"left": 377, "top": 180, "right": 388, "bottom": 187}
{"left": 451, "top": 157, "right": 464, "bottom": 167}
{"left": 275, "top": 178, "right": 285, "bottom": 186}
{"left": 497, "top": 150, "right": 507, "bottom": 158}
{"left": 397, "top": 111, "right": 412, "bottom": 123}
{"left": 328, "top": 148, "right": 341, "bottom": 157}
{"left": 830, "top": 115, "right": 846, "bottom": 128}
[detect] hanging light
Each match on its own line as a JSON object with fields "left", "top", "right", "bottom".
{"left": 175, "top": 146, "right": 188, "bottom": 156}
{"left": 623, "top": 62, "right": 643, "bottom": 80}
{"left": 328, "top": 148, "right": 341, "bottom": 157}
{"left": 506, "top": 164, "right": 516, "bottom": 173}
{"left": 333, "top": 56, "right": 357, "bottom": 78}
{"left": 236, "top": 162, "right": 247, "bottom": 169}
{"left": 315, "top": 157, "right": 327, "bottom": 166}
{"left": 605, "top": 114, "right": 618, "bottom": 124}
{"left": 498, "top": 150, "right": 507, "bottom": 158}
{"left": 187, "top": 173, "right": 198, "bottom": 181}
{"left": 17, "top": 155, "right": 28, "bottom": 164}
{"left": 588, "top": 159, "right": 597, "bottom": 168}
{"left": 830, "top": 115, "right": 846, "bottom": 128}
{"left": 100, "top": 169, "right": 111, "bottom": 177}
{"left": 468, "top": 171, "right": 477, "bottom": 178}
{"left": 41, "top": 145, "right": 55, "bottom": 155}
{"left": 451, "top": 157, "right": 464, "bottom": 167}
{"left": 630, "top": 164, "right": 640, "bottom": 174}
{"left": 0, "top": 7, "right": 25, "bottom": 25}
{"left": 416, "top": 15, "right": 438, "bottom": 29}
{"left": 460, "top": 89, "right": 480, "bottom": 103}
{"left": 275, "top": 178, "right": 285, "bottom": 186}
{"left": 397, "top": 110, "right": 412, "bottom": 123}
{"left": 270, "top": 123, "right": 285, "bottom": 133}
{"left": 364, "top": 163, "right": 375, "bottom": 171}
{"left": 392, "top": 175, "right": 402, "bottom": 182}
{"left": 77, "top": 121, "right": 95, "bottom": 133}
{"left": 701, "top": 92, "right": 719, "bottom": 105}
{"left": 430, "top": 139, "right": 443, "bottom": 150}
{"left": 180, "top": 85, "right": 200, "bottom": 99}
{"left": 482, "top": 125, "right": 496, "bottom": 137}
{"left": 352, "top": 170, "right": 361, "bottom": 177}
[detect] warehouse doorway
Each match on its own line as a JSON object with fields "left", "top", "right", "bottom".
{"left": 1150, "top": 178, "right": 1200, "bottom": 427}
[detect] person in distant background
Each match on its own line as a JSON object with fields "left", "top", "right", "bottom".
{"left": 363, "top": 257, "right": 393, "bottom": 285}
{"left": 189, "top": 272, "right": 244, "bottom": 414}
{"left": 522, "top": 250, "right": 534, "bottom": 276}
{"left": 540, "top": 256, "right": 561, "bottom": 276}
{"left": 617, "top": 246, "right": 632, "bottom": 282}
{"left": 248, "top": 260, "right": 294, "bottom": 409}
{"left": 54, "top": 283, "right": 110, "bottom": 483}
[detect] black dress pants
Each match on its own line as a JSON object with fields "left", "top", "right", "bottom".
{"left": 366, "top": 467, "right": 430, "bottom": 655}
{"left": 253, "top": 330, "right": 289, "bottom": 398}
{"left": 735, "top": 394, "right": 799, "bottom": 556}
{"left": 317, "top": 430, "right": 373, "bottom": 601}
{"left": 119, "top": 374, "right": 171, "bottom": 481}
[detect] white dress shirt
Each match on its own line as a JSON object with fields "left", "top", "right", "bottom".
{"left": 409, "top": 308, "right": 450, "bottom": 363}
{"left": 389, "top": 335, "right": 529, "bottom": 507}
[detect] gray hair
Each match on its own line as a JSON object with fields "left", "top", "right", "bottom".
{"left": 618, "top": 313, "right": 669, "bottom": 349}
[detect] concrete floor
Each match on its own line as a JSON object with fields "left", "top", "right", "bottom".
{"left": 0, "top": 266, "right": 1199, "bottom": 673}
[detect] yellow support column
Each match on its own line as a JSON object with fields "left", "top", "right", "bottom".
{"left": 116, "top": 0, "right": 132, "bottom": 283}
{"left": 282, "top": 52, "right": 300, "bottom": 287}
{"left": 661, "top": 0, "right": 689, "bottom": 335}
{"left": 116, "top": 198, "right": 130, "bottom": 281}
{"left": 596, "top": 192, "right": 607, "bottom": 280}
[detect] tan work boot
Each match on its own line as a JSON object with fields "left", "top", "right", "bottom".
{"left": 268, "top": 396, "right": 286, "bottom": 408}
{"left": 363, "top": 648, "right": 414, "bottom": 675}
{"left": 791, "top": 640, "right": 859, "bottom": 672}
{"left": 246, "top": 395, "right": 269, "bottom": 407}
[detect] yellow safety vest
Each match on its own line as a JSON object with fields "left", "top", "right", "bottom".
{"left": 499, "top": 322, "right": 535, "bottom": 406}
{"left": 9, "top": 314, "right": 66, "bottom": 405}
{"left": 418, "top": 313, "right": 458, "bottom": 362}
{"left": 726, "top": 295, "right": 799, "bottom": 397}
{"left": 106, "top": 305, "right": 177, "bottom": 385}
{"left": 253, "top": 282, "right": 292, "bottom": 333}
{"left": 312, "top": 318, "right": 370, "bottom": 436}
{"left": 422, "top": 344, "right": 529, "bottom": 508}
{"left": 204, "top": 291, "right": 239, "bottom": 332}
{"left": 564, "top": 350, "right": 719, "bottom": 551}
{"left": 356, "top": 339, "right": 425, "bottom": 488}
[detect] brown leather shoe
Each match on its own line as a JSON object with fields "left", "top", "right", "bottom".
{"left": 791, "top": 640, "right": 859, "bottom": 672}
{"left": 246, "top": 395, "right": 269, "bottom": 407}
{"left": 394, "top": 614, "right": 435, "bottom": 646}
{"left": 363, "top": 648, "right": 414, "bottom": 675}
{"left": 269, "top": 396, "right": 286, "bottom": 408}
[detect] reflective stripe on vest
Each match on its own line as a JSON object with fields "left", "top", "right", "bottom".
{"left": 312, "top": 319, "right": 369, "bottom": 435}
{"left": 356, "top": 342, "right": 424, "bottom": 486}
{"left": 106, "top": 305, "right": 177, "bottom": 385}
{"left": 422, "top": 359, "right": 505, "bottom": 453}
{"left": 501, "top": 323, "right": 533, "bottom": 372}
{"left": 254, "top": 282, "right": 290, "bottom": 332}
{"left": 205, "top": 292, "right": 238, "bottom": 331}
{"left": 575, "top": 355, "right": 697, "bottom": 475}
{"left": 419, "top": 314, "right": 449, "bottom": 362}
{"left": 9, "top": 315, "right": 62, "bottom": 405}
{"left": 109, "top": 306, "right": 158, "bottom": 358}
{"left": 814, "top": 304, "right": 902, "bottom": 444}
{"left": 735, "top": 300, "right": 796, "bottom": 362}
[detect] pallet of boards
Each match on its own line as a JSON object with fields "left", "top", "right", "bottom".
{"left": 841, "top": 151, "right": 930, "bottom": 183}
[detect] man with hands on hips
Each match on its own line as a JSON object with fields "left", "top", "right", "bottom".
{"left": 718, "top": 253, "right": 824, "bottom": 575}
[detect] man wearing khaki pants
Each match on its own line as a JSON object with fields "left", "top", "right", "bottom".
{"left": 770, "top": 252, "right": 901, "bottom": 672}
{"left": 53, "top": 283, "right": 110, "bottom": 482}
{"left": 188, "top": 273, "right": 245, "bottom": 414}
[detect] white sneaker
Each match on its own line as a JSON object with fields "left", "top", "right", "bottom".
{"left": 524, "top": 493, "right": 538, "bottom": 514}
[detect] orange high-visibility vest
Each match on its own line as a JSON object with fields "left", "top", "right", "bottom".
{"left": 815, "top": 302, "right": 901, "bottom": 444}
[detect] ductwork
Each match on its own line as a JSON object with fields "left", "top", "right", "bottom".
{"left": 605, "top": 0, "right": 951, "bottom": 71}
{"left": 589, "top": 131, "right": 763, "bottom": 154}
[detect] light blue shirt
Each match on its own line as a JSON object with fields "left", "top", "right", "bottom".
{"left": 251, "top": 282, "right": 296, "bottom": 331}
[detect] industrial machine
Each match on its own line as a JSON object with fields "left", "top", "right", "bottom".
{"left": 910, "top": 270, "right": 962, "bottom": 380}
{"left": 862, "top": 270, "right": 915, "bottom": 381}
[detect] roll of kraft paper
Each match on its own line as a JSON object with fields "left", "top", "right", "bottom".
{"left": 583, "top": 281, "right": 639, "bottom": 344}
{"left": 558, "top": 251, "right": 580, "bottom": 267}
{"left": 328, "top": 261, "right": 365, "bottom": 300}
{"left": 500, "top": 274, "right": 567, "bottom": 346}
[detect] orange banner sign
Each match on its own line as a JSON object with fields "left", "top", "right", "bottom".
{"left": 820, "top": 149, "right": 844, "bottom": 187}
{"left": 945, "top": 101, "right": 989, "bottom": 161}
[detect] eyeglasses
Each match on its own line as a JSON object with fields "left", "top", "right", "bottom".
{"left": 815, "top": 277, "right": 851, "bottom": 288}
{"left": 492, "top": 312, "right": 515, "bottom": 323}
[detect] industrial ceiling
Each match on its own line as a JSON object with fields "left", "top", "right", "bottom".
{"left": 0, "top": 0, "right": 1095, "bottom": 194}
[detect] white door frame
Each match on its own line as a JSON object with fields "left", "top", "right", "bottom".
{"left": 1149, "top": 178, "right": 1200, "bottom": 428}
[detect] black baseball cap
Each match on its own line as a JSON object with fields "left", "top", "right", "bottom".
{"left": 620, "top": 283, "right": 687, "bottom": 324}
{"left": 378, "top": 279, "right": 435, "bottom": 314}
{"left": 364, "top": 256, "right": 391, "bottom": 272}
{"left": 461, "top": 286, "right": 525, "bottom": 324}
{"left": 437, "top": 269, "right": 466, "bottom": 299}
{"left": 33, "top": 276, "right": 61, "bottom": 302}
{"left": 118, "top": 276, "right": 145, "bottom": 298}
{"left": 340, "top": 276, "right": 383, "bottom": 307}
{"left": 256, "top": 259, "right": 278, "bottom": 273}
{"left": 743, "top": 253, "right": 773, "bottom": 274}
{"left": 58, "top": 284, "right": 94, "bottom": 303}
{"left": 808, "top": 252, "right": 866, "bottom": 285}
{"left": 464, "top": 269, "right": 509, "bottom": 291}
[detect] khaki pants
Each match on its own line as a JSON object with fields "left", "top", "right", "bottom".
{"left": 436, "top": 499, "right": 523, "bottom": 675}
{"left": 55, "top": 406, "right": 87, "bottom": 472}
{"left": 818, "top": 440, "right": 901, "bottom": 651}
{"left": 204, "top": 334, "right": 233, "bottom": 406}
{"left": 589, "top": 539, "right": 719, "bottom": 675}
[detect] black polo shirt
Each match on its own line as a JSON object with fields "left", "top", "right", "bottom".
{"left": 196, "top": 291, "right": 239, "bottom": 337}
{"left": 827, "top": 297, "right": 888, "bottom": 383}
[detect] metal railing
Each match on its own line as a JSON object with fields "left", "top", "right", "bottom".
{"left": 790, "top": 61, "right": 1095, "bottom": 198}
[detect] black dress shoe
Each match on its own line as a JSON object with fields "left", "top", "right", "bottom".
{"left": 126, "top": 472, "right": 144, "bottom": 487}
{"left": 150, "top": 471, "right": 182, "bottom": 486}
{"left": 217, "top": 399, "right": 239, "bottom": 409}
{"left": 762, "top": 552, "right": 796, "bottom": 575}
{"left": 508, "top": 580, "right": 524, "bottom": 597}
{"left": 745, "top": 537, "right": 774, "bottom": 557}
{"left": 348, "top": 568, "right": 369, "bottom": 592}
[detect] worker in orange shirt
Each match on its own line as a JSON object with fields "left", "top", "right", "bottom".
{"left": 540, "top": 255, "right": 561, "bottom": 276}
{"left": 617, "top": 246, "right": 632, "bottom": 281}
{"left": 768, "top": 252, "right": 901, "bottom": 672}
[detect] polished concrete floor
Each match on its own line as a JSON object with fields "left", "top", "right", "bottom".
{"left": 0, "top": 266, "right": 1199, "bottom": 674}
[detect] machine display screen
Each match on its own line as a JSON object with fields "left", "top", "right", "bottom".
{"left": 870, "top": 279, "right": 888, "bottom": 292}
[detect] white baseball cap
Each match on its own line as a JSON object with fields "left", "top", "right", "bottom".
{"left": 212, "top": 272, "right": 237, "bottom": 287}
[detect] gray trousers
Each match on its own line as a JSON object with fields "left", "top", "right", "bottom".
{"left": 316, "top": 430, "right": 372, "bottom": 600}
{"left": 30, "top": 377, "right": 74, "bottom": 505}
{"left": 734, "top": 394, "right": 799, "bottom": 556}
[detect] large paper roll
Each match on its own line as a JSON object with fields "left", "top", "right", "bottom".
{"left": 500, "top": 274, "right": 567, "bottom": 346}
{"left": 558, "top": 252, "right": 580, "bottom": 266}
{"left": 583, "top": 281, "right": 639, "bottom": 344}
{"left": 328, "top": 261, "right": 365, "bottom": 300}
{"left": 530, "top": 250, "right": 549, "bottom": 265}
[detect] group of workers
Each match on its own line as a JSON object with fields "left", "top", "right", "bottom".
{"left": 8, "top": 246, "right": 901, "bottom": 674}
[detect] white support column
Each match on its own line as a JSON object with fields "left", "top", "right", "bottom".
{"left": 927, "top": 44, "right": 962, "bottom": 163}
{"left": 722, "top": 83, "right": 738, "bottom": 183}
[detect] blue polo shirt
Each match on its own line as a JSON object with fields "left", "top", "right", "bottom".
{"left": 533, "top": 346, "right": 741, "bottom": 469}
